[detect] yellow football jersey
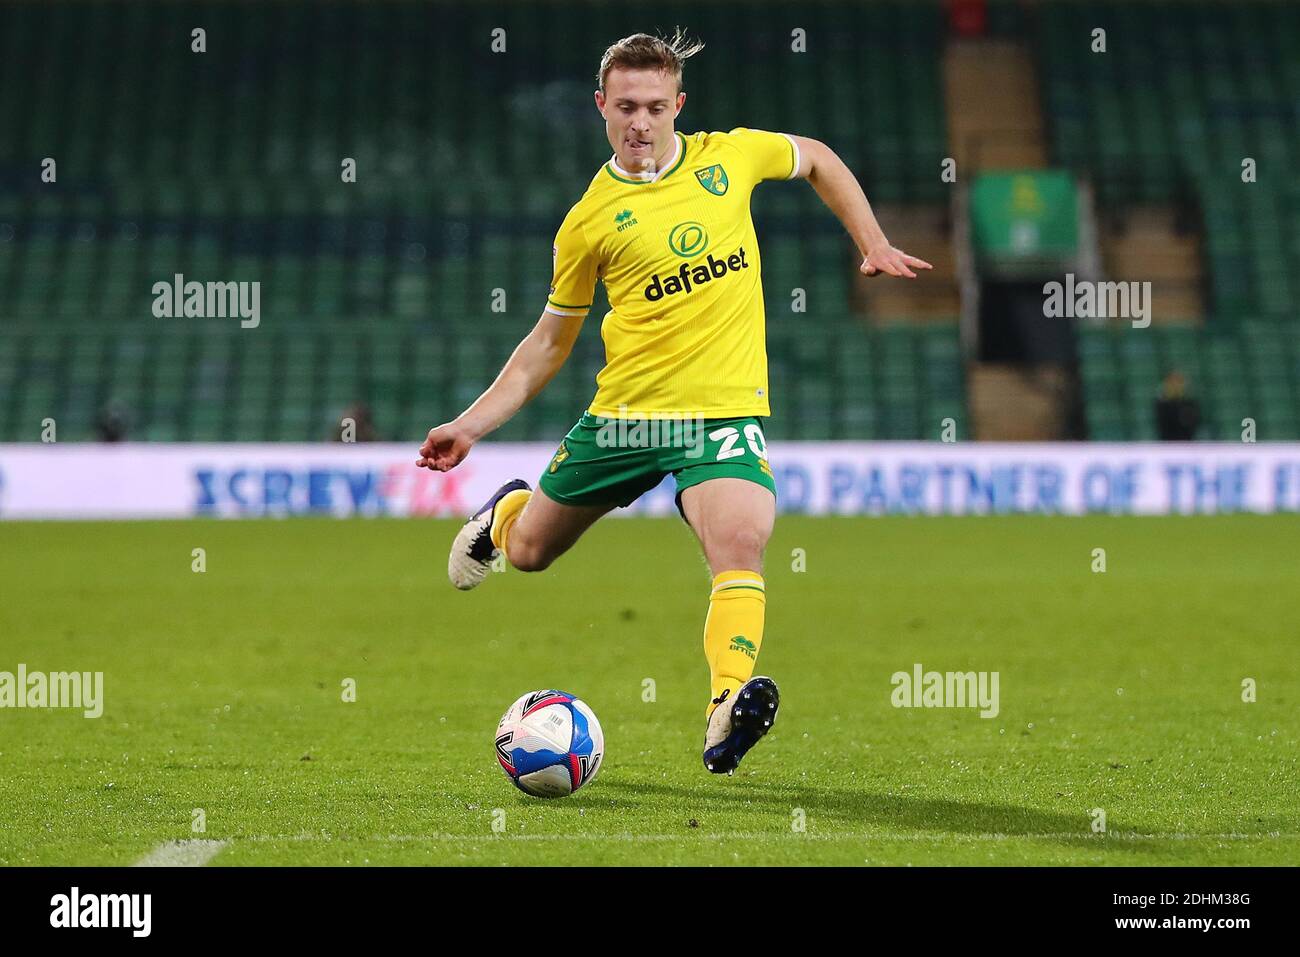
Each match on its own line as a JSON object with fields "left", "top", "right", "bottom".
{"left": 546, "top": 128, "right": 800, "bottom": 418}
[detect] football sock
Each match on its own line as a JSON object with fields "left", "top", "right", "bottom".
{"left": 703, "top": 570, "right": 766, "bottom": 716}
{"left": 490, "top": 489, "right": 532, "bottom": 555}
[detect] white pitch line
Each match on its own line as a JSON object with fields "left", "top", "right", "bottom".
{"left": 132, "top": 839, "right": 228, "bottom": 867}
{"left": 239, "top": 831, "right": 1296, "bottom": 844}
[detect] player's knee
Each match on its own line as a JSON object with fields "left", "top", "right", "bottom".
{"left": 710, "top": 526, "right": 768, "bottom": 568}
{"left": 506, "top": 537, "right": 554, "bottom": 573}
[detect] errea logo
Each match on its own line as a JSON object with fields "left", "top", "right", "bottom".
{"left": 614, "top": 209, "right": 638, "bottom": 232}
{"left": 729, "top": 635, "right": 757, "bottom": 659}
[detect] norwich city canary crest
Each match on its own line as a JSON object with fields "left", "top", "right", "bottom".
{"left": 695, "top": 164, "right": 729, "bottom": 196}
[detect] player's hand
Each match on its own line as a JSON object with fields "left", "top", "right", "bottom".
{"left": 417, "top": 421, "right": 474, "bottom": 471}
{"left": 860, "top": 245, "right": 933, "bottom": 279}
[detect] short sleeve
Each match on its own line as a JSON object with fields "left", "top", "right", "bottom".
{"left": 546, "top": 207, "right": 597, "bottom": 317}
{"left": 726, "top": 127, "right": 800, "bottom": 183}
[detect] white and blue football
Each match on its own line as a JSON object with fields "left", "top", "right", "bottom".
{"left": 495, "top": 690, "right": 604, "bottom": 798}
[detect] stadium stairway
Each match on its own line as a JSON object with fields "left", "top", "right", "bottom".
{"left": 967, "top": 363, "right": 1072, "bottom": 441}
{"left": 1099, "top": 207, "right": 1204, "bottom": 324}
{"left": 850, "top": 203, "right": 961, "bottom": 323}
{"left": 944, "top": 30, "right": 1067, "bottom": 439}
{"left": 944, "top": 37, "right": 1047, "bottom": 171}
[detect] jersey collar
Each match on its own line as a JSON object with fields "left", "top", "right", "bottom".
{"left": 605, "top": 132, "right": 687, "bottom": 185}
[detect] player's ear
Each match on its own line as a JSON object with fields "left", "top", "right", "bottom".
{"left": 676, "top": 92, "right": 686, "bottom": 114}
{"left": 594, "top": 90, "right": 605, "bottom": 113}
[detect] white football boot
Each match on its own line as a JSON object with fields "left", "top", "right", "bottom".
{"left": 447, "top": 479, "right": 530, "bottom": 590}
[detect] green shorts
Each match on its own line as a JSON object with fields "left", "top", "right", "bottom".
{"left": 538, "top": 412, "right": 776, "bottom": 518}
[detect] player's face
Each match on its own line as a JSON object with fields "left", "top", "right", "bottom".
{"left": 596, "top": 68, "right": 685, "bottom": 172}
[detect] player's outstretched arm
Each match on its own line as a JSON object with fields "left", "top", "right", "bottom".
{"left": 417, "top": 310, "right": 582, "bottom": 471}
{"left": 785, "top": 133, "right": 933, "bottom": 280}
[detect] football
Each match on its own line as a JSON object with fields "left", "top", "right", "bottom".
{"left": 494, "top": 690, "right": 604, "bottom": 798}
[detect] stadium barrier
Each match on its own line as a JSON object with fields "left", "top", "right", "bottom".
{"left": 3, "top": 443, "right": 1300, "bottom": 519}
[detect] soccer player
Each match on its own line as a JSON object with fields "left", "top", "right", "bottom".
{"left": 419, "top": 30, "right": 930, "bottom": 774}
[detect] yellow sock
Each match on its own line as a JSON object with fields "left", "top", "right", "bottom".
{"left": 489, "top": 489, "right": 531, "bottom": 553}
{"left": 703, "top": 570, "right": 766, "bottom": 716}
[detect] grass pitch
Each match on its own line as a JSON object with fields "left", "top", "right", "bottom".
{"left": 0, "top": 515, "right": 1296, "bottom": 866}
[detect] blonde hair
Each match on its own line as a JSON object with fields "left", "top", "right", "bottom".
{"left": 597, "top": 28, "right": 704, "bottom": 94}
